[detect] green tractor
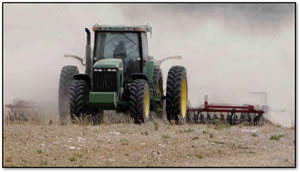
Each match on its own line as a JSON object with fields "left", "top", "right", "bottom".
{"left": 58, "top": 24, "right": 188, "bottom": 124}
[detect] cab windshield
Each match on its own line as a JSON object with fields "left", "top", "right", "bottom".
{"left": 94, "top": 32, "right": 140, "bottom": 61}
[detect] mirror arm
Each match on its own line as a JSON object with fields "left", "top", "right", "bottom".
{"left": 64, "top": 54, "right": 86, "bottom": 66}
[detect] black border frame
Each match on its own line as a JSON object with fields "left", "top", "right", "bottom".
{"left": 2, "top": 1, "right": 297, "bottom": 168}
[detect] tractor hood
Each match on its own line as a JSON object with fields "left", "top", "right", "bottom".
{"left": 93, "top": 59, "right": 123, "bottom": 69}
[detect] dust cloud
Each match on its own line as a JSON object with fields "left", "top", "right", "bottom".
{"left": 3, "top": 4, "right": 295, "bottom": 127}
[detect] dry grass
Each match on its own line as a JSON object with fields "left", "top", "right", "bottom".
{"left": 3, "top": 109, "right": 295, "bottom": 167}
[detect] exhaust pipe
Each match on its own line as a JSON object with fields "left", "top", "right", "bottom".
{"left": 85, "top": 28, "right": 92, "bottom": 77}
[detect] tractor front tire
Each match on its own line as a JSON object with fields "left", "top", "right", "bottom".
{"left": 69, "top": 80, "right": 89, "bottom": 122}
{"left": 129, "top": 79, "right": 151, "bottom": 124}
{"left": 166, "top": 66, "right": 188, "bottom": 124}
{"left": 58, "top": 65, "right": 79, "bottom": 123}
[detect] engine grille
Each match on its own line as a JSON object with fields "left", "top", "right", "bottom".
{"left": 93, "top": 69, "right": 118, "bottom": 92}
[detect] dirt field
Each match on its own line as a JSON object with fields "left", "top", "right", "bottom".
{"left": 3, "top": 114, "right": 295, "bottom": 167}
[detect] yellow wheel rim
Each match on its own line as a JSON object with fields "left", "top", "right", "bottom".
{"left": 181, "top": 78, "right": 187, "bottom": 118}
{"left": 145, "top": 88, "right": 150, "bottom": 119}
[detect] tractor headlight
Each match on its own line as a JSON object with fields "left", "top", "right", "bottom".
{"left": 94, "top": 68, "right": 103, "bottom": 72}
{"left": 94, "top": 68, "right": 117, "bottom": 72}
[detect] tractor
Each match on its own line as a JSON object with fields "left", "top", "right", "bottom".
{"left": 58, "top": 24, "right": 188, "bottom": 124}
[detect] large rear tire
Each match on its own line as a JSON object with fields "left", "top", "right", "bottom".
{"left": 69, "top": 80, "right": 89, "bottom": 122}
{"left": 166, "top": 66, "right": 188, "bottom": 124}
{"left": 58, "top": 65, "right": 79, "bottom": 123}
{"left": 129, "top": 79, "right": 151, "bottom": 124}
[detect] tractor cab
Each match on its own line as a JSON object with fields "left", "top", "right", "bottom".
{"left": 92, "top": 24, "right": 152, "bottom": 80}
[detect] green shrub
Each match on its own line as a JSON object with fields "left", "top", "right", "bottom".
{"left": 270, "top": 134, "right": 285, "bottom": 141}
{"left": 162, "top": 134, "right": 170, "bottom": 139}
{"left": 195, "top": 153, "right": 204, "bottom": 159}
{"left": 251, "top": 133, "right": 257, "bottom": 137}
{"left": 69, "top": 157, "right": 77, "bottom": 162}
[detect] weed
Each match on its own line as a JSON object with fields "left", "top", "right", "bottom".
{"left": 195, "top": 153, "right": 204, "bottom": 159}
{"left": 215, "top": 122, "right": 231, "bottom": 130}
{"left": 270, "top": 134, "right": 285, "bottom": 141}
{"left": 37, "top": 149, "right": 43, "bottom": 154}
{"left": 40, "top": 161, "right": 48, "bottom": 166}
{"left": 176, "top": 128, "right": 193, "bottom": 134}
{"left": 69, "top": 157, "right": 77, "bottom": 162}
{"left": 120, "top": 138, "right": 129, "bottom": 145}
{"left": 162, "top": 134, "right": 170, "bottom": 139}
{"left": 203, "top": 130, "right": 208, "bottom": 134}
{"left": 209, "top": 133, "right": 214, "bottom": 138}
{"left": 146, "top": 164, "right": 153, "bottom": 167}
{"left": 251, "top": 133, "right": 258, "bottom": 137}
{"left": 184, "top": 128, "right": 194, "bottom": 133}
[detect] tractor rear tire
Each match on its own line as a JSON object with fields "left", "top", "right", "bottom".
{"left": 58, "top": 65, "right": 79, "bottom": 123}
{"left": 69, "top": 80, "right": 89, "bottom": 122}
{"left": 129, "top": 79, "right": 151, "bottom": 124}
{"left": 166, "top": 66, "right": 188, "bottom": 124}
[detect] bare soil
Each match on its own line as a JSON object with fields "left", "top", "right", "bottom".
{"left": 3, "top": 115, "right": 295, "bottom": 167}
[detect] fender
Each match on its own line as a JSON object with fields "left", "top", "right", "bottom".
{"left": 131, "top": 73, "right": 148, "bottom": 82}
{"left": 73, "top": 74, "right": 91, "bottom": 89}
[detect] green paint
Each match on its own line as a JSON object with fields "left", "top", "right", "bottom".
{"left": 93, "top": 59, "right": 123, "bottom": 100}
{"left": 146, "top": 60, "right": 155, "bottom": 87}
{"left": 89, "top": 92, "right": 117, "bottom": 108}
{"left": 93, "top": 59, "right": 123, "bottom": 69}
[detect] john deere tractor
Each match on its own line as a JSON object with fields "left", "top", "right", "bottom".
{"left": 58, "top": 24, "right": 188, "bottom": 124}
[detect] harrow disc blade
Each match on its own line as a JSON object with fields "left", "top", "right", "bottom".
{"left": 199, "top": 113, "right": 205, "bottom": 124}
{"left": 188, "top": 110, "right": 264, "bottom": 126}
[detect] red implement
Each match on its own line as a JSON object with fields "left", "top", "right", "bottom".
{"left": 187, "top": 95, "right": 265, "bottom": 125}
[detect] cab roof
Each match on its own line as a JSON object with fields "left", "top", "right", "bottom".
{"left": 92, "top": 24, "right": 152, "bottom": 33}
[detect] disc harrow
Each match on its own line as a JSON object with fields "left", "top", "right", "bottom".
{"left": 5, "top": 100, "right": 34, "bottom": 121}
{"left": 188, "top": 96, "right": 266, "bottom": 125}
